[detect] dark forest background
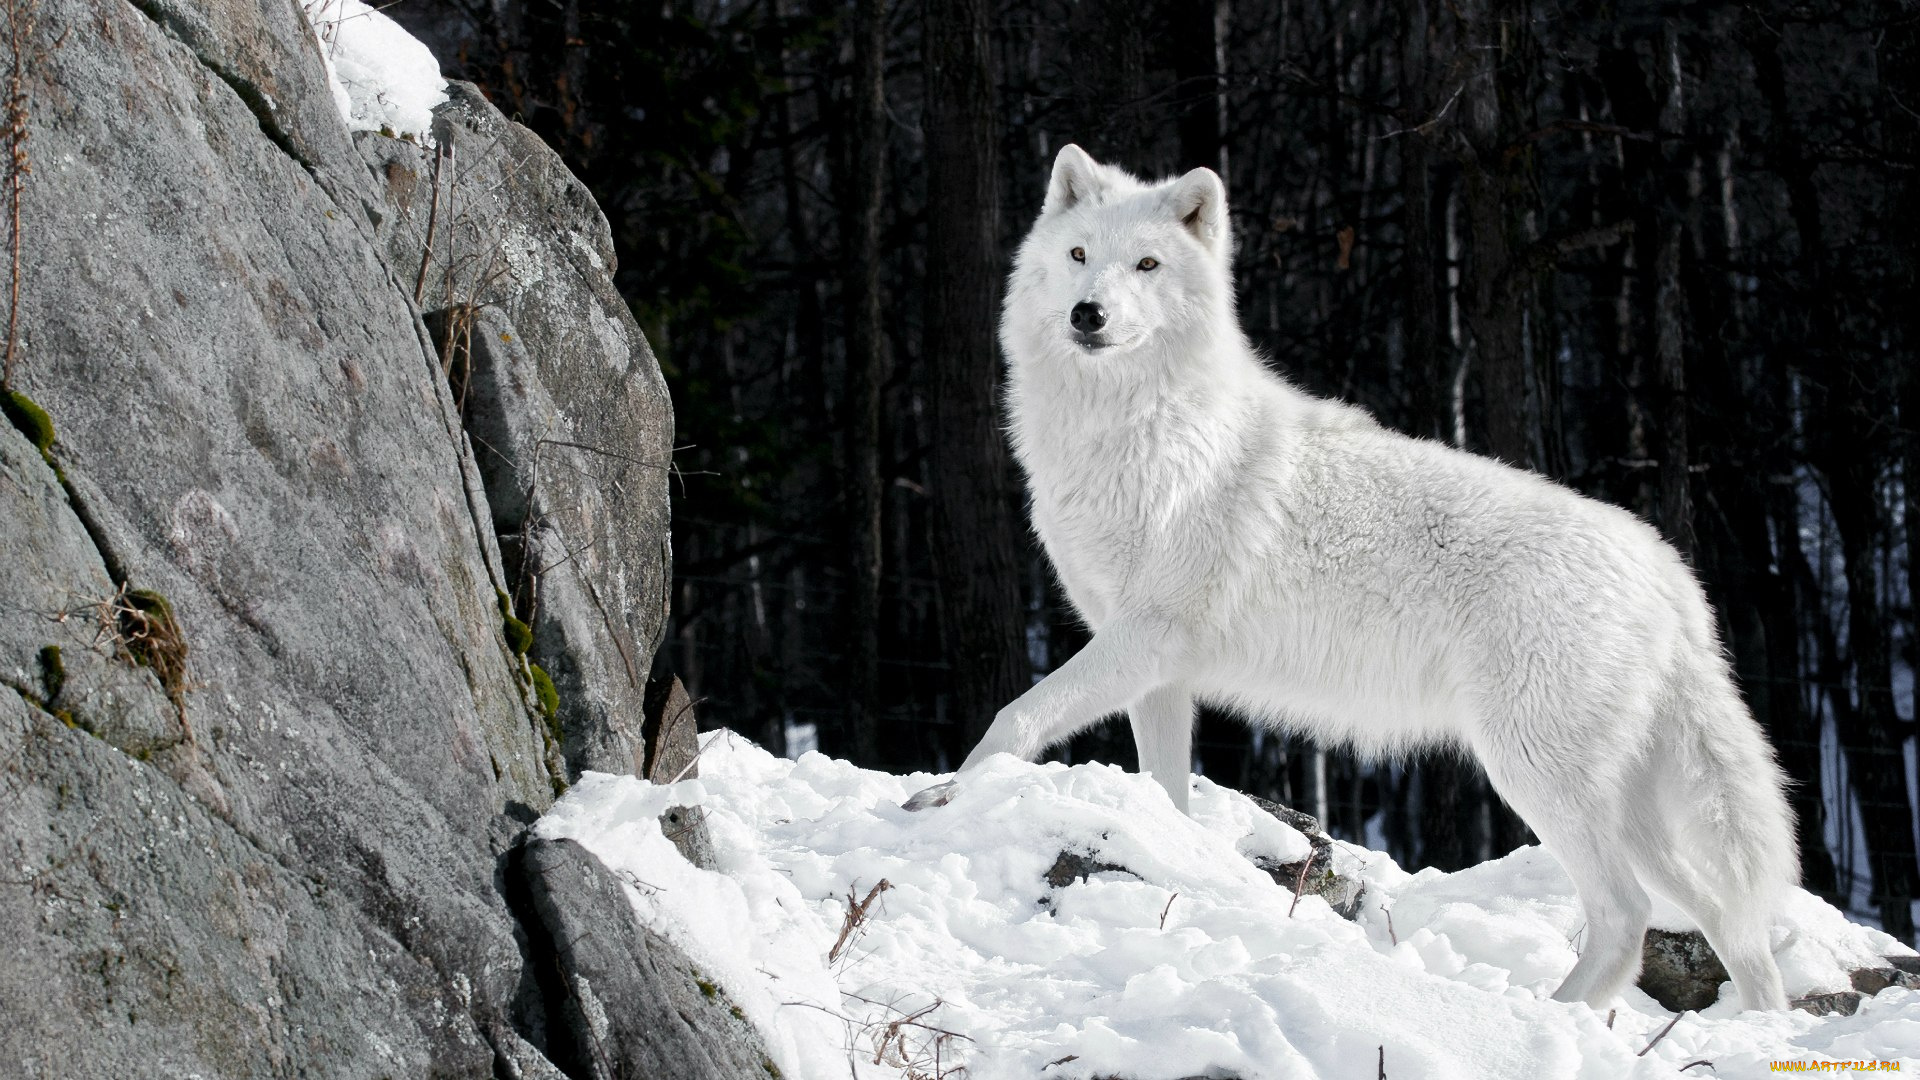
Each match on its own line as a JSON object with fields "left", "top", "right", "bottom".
{"left": 391, "top": 0, "right": 1920, "bottom": 943}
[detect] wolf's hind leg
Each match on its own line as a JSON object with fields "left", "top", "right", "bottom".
{"left": 1128, "top": 686, "right": 1194, "bottom": 813}
{"left": 1630, "top": 838, "right": 1789, "bottom": 1011}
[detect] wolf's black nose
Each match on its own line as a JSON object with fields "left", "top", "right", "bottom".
{"left": 1070, "top": 302, "right": 1107, "bottom": 333}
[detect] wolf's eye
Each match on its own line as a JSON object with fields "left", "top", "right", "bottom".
{"left": 1070, "top": 247, "right": 1086, "bottom": 263}
{"left": 1137, "top": 257, "right": 1159, "bottom": 271}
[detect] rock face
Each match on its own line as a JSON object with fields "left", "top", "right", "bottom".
{"left": 358, "top": 81, "right": 673, "bottom": 782}
{"left": 0, "top": 1, "right": 720, "bottom": 1075}
{"left": 512, "top": 838, "right": 775, "bottom": 1080}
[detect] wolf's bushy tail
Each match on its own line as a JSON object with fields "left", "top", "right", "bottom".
{"left": 1638, "top": 652, "right": 1797, "bottom": 1010}
{"left": 1654, "top": 653, "right": 1800, "bottom": 916}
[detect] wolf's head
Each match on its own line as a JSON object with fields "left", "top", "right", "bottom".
{"left": 1002, "top": 144, "right": 1233, "bottom": 369}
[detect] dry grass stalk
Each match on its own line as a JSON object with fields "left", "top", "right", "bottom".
{"left": 844, "top": 992, "right": 972, "bottom": 1080}
{"left": 827, "top": 878, "right": 892, "bottom": 965}
{"left": 87, "top": 582, "right": 192, "bottom": 735}
{"left": 438, "top": 301, "right": 475, "bottom": 412}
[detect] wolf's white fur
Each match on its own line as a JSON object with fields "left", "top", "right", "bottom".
{"left": 926, "top": 144, "right": 1799, "bottom": 1012}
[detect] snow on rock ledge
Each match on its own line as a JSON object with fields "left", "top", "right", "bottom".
{"left": 538, "top": 734, "right": 1920, "bottom": 1080}
{"left": 301, "top": 0, "right": 447, "bottom": 139}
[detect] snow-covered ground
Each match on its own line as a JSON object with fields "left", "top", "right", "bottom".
{"left": 535, "top": 733, "right": 1920, "bottom": 1079}
{"left": 300, "top": 0, "right": 447, "bottom": 140}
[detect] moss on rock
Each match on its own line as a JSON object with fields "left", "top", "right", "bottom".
{"left": 529, "top": 663, "right": 559, "bottom": 720}
{"left": 495, "top": 588, "right": 533, "bottom": 656}
{"left": 3, "top": 388, "right": 54, "bottom": 458}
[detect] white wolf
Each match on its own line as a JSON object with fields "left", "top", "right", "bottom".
{"left": 906, "top": 144, "right": 1797, "bottom": 1013}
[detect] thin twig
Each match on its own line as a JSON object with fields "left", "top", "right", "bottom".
{"left": 413, "top": 142, "right": 445, "bottom": 304}
{"left": 1287, "top": 856, "right": 1312, "bottom": 917}
{"left": 529, "top": 532, "right": 600, "bottom": 579}
{"left": 534, "top": 437, "right": 678, "bottom": 472}
{"left": 1159, "top": 891, "right": 1177, "bottom": 929}
{"left": 1372, "top": 81, "right": 1465, "bottom": 141}
{"left": 441, "top": 141, "right": 456, "bottom": 312}
{"left": 666, "top": 711, "right": 718, "bottom": 784}
{"left": 0, "top": 0, "right": 33, "bottom": 391}
{"left": 1510, "top": 118, "right": 1659, "bottom": 150}
{"left": 649, "top": 693, "right": 700, "bottom": 783}
{"left": 1638, "top": 1013, "right": 1683, "bottom": 1057}
{"left": 842, "top": 993, "right": 975, "bottom": 1049}
{"left": 583, "top": 576, "right": 641, "bottom": 690}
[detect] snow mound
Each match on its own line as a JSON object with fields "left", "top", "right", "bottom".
{"left": 535, "top": 733, "right": 1920, "bottom": 1079}
{"left": 301, "top": 0, "right": 447, "bottom": 141}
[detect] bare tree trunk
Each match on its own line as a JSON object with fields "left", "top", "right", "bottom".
{"left": 1879, "top": 0, "right": 1920, "bottom": 946}
{"left": 1888, "top": 0, "right": 1920, "bottom": 944}
{"left": 1766, "top": 468, "right": 1840, "bottom": 902}
{"left": 1399, "top": 0, "right": 1448, "bottom": 441}
{"left": 1070, "top": 0, "right": 1151, "bottom": 165}
{"left": 844, "top": 0, "right": 889, "bottom": 767}
{"left": 1822, "top": 457, "right": 1917, "bottom": 945}
{"left": 1653, "top": 25, "right": 1695, "bottom": 557}
{"left": 1652, "top": 209, "right": 1691, "bottom": 548}
{"left": 1173, "top": 0, "right": 1230, "bottom": 174}
{"left": 924, "top": 0, "right": 1029, "bottom": 759}
{"left": 1458, "top": 0, "right": 1538, "bottom": 470}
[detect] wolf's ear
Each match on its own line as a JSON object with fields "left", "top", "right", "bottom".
{"left": 1044, "top": 144, "right": 1104, "bottom": 216}
{"left": 1168, "top": 167, "right": 1229, "bottom": 258}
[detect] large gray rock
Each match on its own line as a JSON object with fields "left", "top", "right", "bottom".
{"left": 355, "top": 82, "right": 674, "bottom": 782}
{"left": 122, "top": 0, "right": 373, "bottom": 201}
{"left": 0, "top": 692, "right": 483, "bottom": 1077}
{"left": 0, "top": 0, "right": 703, "bottom": 1074}
{"left": 512, "top": 838, "right": 776, "bottom": 1080}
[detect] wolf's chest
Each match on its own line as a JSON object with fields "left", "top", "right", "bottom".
{"left": 1021, "top": 436, "right": 1221, "bottom": 617}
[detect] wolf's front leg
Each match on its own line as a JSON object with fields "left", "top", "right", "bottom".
{"left": 904, "top": 617, "right": 1182, "bottom": 810}
{"left": 1128, "top": 686, "right": 1194, "bottom": 813}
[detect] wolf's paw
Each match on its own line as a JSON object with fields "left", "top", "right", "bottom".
{"left": 901, "top": 781, "right": 959, "bottom": 811}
